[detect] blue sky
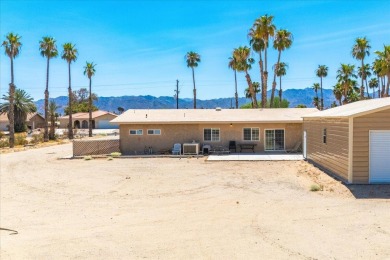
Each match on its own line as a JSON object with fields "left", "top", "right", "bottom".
{"left": 1, "top": 0, "right": 389, "bottom": 101}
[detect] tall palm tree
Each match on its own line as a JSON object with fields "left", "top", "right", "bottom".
{"left": 336, "top": 64, "right": 358, "bottom": 104}
{"left": 2, "top": 32, "right": 22, "bottom": 148}
{"left": 39, "top": 36, "right": 58, "bottom": 142}
{"left": 0, "top": 88, "right": 36, "bottom": 133}
{"left": 185, "top": 51, "right": 201, "bottom": 109}
{"left": 84, "top": 62, "right": 96, "bottom": 137}
{"left": 372, "top": 58, "right": 386, "bottom": 97}
{"left": 357, "top": 63, "right": 372, "bottom": 98}
{"left": 274, "top": 62, "right": 288, "bottom": 106}
{"left": 61, "top": 42, "right": 78, "bottom": 139}
{"left": 374, "top": 45, "right": 390, "bottom": 97}
{"left": 251, "top": 14, "right": 276, "bottom": 108}
{"left": 48, "top": 100, "right": 59, "bottom": 140}
{"left": 270, "top": 29, "right": 293, "bottom": 107}
{"left": 233, "top": 46, "right": 257, "bottom": 108}
{"left": 368, "top": 78, "right": 379, "bottom": 98}
{"left": 249, "top": 30, "right": 266, "bottom": 103}
{"left": 228, "top": 56, "right": 239, "bottom": 109}
{"left": 312, "top": 83, "right": 320, "bottom": 109}
{"left": 333, "top": 83, "right": 343, "bottom": 106}
{"left": 352, "top": 37, "right": 371, "bottom": 98}
{"left": 315, "top": 65, "right": 328, "bottom": 110}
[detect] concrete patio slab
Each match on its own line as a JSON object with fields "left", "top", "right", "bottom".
{"left": 207, "top": 153, "right": 304, "bottom": 161}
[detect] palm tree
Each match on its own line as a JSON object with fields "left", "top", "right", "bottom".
{"left": 315, "top": 65, "right": 328, "bottom": 110}
{"left": 185, "top": 51, "right": 201, "bottom": 109}
{"left": 336, "top": 64, "right": 358, "bottom": 104}
{"left": 2, "top": 32, "right": 22, "bottom": 147}
{"left": 48, "top": 100, "right": 59, "bottom": 140}
{"left": 369, "top": 78, "right": 379, "bottom": 98}
{"left": 274, "top": 62, "right": 288, "bottom": 106}
{"left": 270, "top": 29, "right": 293, "bottom": 107}
{"left": 357, "top": 63, "right": 372, "bottom": 98}
{"left": 233, "top": 46, "right": 257, "bottom": 108}
{"left": 0, "top": 88, "right": 36, "bottom": 133}
{"left": 352, "top": 37, "right": 371, "bottom": 98}
{"left": 39, "top": 36, "right": 58, "bottom": 142}
{"left": 84, "top": 62, "right": 96, "bottom": 137}
{"left": 333, "top": 83, "right": 343, "bottom": 106}
{"left": 312, "top": 83, "right": 320, "bottom": 109}
{"left": 61, "top": 43, "right": 78, "bottom": 139}
{"left": 372, "top": 58, "right": 386, "bottom": 97}
{"left": 374, "top": 45, "right": 390, "bottom": 97}
{"left": 244, "top": 82, "right": 260, "bottom": 107}
{"left": 249, "top": 30, "right": 266, "bottom": 104}
{"left": 251, "top": 14, "right": 276, "bottom": 108}
{"left": 228, "top": 56, "right": 239, "bottom": 109}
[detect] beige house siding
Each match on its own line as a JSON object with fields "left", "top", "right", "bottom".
{"left": 27, "top": 114, "right": 45, "bottom": 129}
{"left": 303, "top": 118, "right": 349, "bottom": 181}
{"left": 352, "top": 108, "right": 390, "bottom": 183}
{"left": 119, "top": 123, "right": 302, "bottom": 155}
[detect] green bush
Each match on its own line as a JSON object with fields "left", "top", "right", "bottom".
{"left": 0, "top": 131, "right": 4, "bottom": 139}
{"left": 84, "top": 155, "right": 93, "bottom": 160}
{"left": 310, "top": 184, "right": 323, "bottom": 192}
{"left": 31, "top": 133, "right": 44, "bottom": 144}
{"left": 0, "top": 139, "right": 10, "bottom": 148}
{"left": 110, "top": 152, "right": 121, "bottom": 157}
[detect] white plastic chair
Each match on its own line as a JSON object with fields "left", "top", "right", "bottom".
{"left": 172, "top": 143, "right": 181, "bottom": 155}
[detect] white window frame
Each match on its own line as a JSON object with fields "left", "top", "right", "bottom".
{"left": 264, "top": 128, "right": 286, "bottom": 151}
{"left": 129, "top": 129, "right": 143, "bottom": 135}
{"left": 147, "top": 129, "right": 161, "bottom": 135}
{"left": 243, "top": 127, "right": 260, "bottom": 141}
{"left": 203, "top": 128, "right": 220, "bottom": 142}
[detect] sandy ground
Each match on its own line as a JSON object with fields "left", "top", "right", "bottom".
{"left": 1, "top": 144, "right": 390, "bottom": 259}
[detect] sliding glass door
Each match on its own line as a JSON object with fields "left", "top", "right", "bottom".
{"left": 265, "top": 129, "right": 285, "bottom": 151}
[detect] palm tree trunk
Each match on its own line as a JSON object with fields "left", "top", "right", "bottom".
{"left": 320, "top": 77, "right": 324, "bottom": 110}
{"left": 234, "top": 69, "right": 238, "bottom": 109}
{"left": 89, "top": 77, "right": 93, "bottom": 137}
{"left": 365, "top": 78, "right": 370, "bottom": 98}
{"left": 245, "top": 72, "right": 257, "bottom": 108}
{"left": 192, "top": 67, "right": 196, "bottom": 109}
{"left": 9, "top": 56, "right": 15, "bottom": 148}
{"left": 44, "top": 57, "right": 50, "bottom": 142}
{"left": 270, "top": 51, "right": 281, "bottom": 108}
{"left": 262, "top": 45, "right": 268, "bottom": 108}
{"left": 258, "top": 52, "right": 265, "bottom": 108}
{"left": 381, "top": 77, "right": 385, "bottom": 97}
{"left": 68, "top": 62, "right": 73, "bottom": 139}
{"left": 360, "top": 60, "right": 364, "bottom": 98}
{"left": 279, "top": 75, "right": 282, "bottom": 108}
{"left": 386, "top": 74, "right": 390, "bottom": 97}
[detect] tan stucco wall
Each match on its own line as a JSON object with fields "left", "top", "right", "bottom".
{"left": 303, "top": 118, "right": 349, "bottom": 182}
{"left": 352, "top": 108, "right": 390, "bottom": 184}
{"left": 27, "top": 115, "right": 45, "bottom": 129}
{"left": 59, "top": 114, "right": 117, "bottom": 129}
{"left": 95, "top": 114, "right": 118, "bottom": 129}
{"left": 119, "top": 123, "right": 303, "bottom": 155}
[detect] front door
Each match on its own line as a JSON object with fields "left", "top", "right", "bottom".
{"left": 265, "top": 129, "right": 285, "bottom": 151}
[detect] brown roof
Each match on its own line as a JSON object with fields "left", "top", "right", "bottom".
{"left": 303, "top": 97, "right": 390, "bottom": 118}
{"left": 59, "top": 110, "right": 117, "bottom": 120}
{"left": 0, "top": 112, "right": 43, "bottom": 122}
{"left": 111, "top": 108, "right": 318, "bottom": 124}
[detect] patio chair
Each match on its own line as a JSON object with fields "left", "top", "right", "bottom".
{"left": 172, "top": 143, "right": 181, "bottom": 155}
{"left": 229, "top": 141, "right": 237, "bottom": 153}
{"left": 287, "top": 141, "right": 302, "bottom": 153}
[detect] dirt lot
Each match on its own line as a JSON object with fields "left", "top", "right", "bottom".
{"left": 1, "top": 144, "right": 390, "bottom": 259}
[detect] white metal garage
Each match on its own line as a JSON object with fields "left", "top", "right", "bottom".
{"left": 369, "top": 131, "right": 390, "bottom": 183}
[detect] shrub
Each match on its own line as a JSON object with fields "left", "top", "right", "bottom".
{"left": 110, "top": 152, "right": 121, "bottom": 157}
{"left": 0, "top": 139, "right": 10, "bottom": 148}
{"left": 14, "top": 132, "right": 28, "bottom": 146}
{"left": 31, "top": 133, "right": 44, "bottom": 144}
{"left": 84, "top": 155, "right": 93, "bottom": 160}
{"left": 0, "top": 131, "right": 4, "bottom": 139}
{"left": 310, "top": 184, "right": 323, "bottom": 192}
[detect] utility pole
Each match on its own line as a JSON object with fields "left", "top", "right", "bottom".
{"left": 174, "top": 79, "right": 179, "bottom": 109}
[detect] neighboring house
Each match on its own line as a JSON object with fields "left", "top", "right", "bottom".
{"left": 0, "top": 112, "right": 45, "bottom": 131}
{"left": 59, "top": 110, "right": 118, "bottom": 129}
{"left": 110, "top": 108, "right": 317, "bottom": 155}
{"left": 303, "top": 97, "right": 390, "bottom": 184}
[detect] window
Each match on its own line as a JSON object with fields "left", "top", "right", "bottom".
{"left": 129, "top": 129, "right": 143, "bottom": 135}
{"left": 323, "top": 128, "right": 327, "bottom": 144}
{"left": 204, "top": 128, "right": 220, "bottom": 141}
{"left": 243, "top": 128, "right": 260, "bottom": 141}
{"left": 147, "top": 129, "right": 161, "bottom": 135}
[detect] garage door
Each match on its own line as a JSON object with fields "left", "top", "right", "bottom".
{"left": 370, "top": 131, "right": 390, "bottom": 183}
{"left": 98, "top": 120, "right": 114, "bottom": 129}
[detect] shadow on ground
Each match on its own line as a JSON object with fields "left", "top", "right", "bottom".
{"left": 347, "top": 185, "right": 390, "bottom": 199}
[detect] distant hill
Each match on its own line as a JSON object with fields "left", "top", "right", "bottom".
{"left": 35, "top": 88, "right": 335, "bottom": 115}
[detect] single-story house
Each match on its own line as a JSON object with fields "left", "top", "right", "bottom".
{"left": 110, "top": 108, "right": 318, "bottom": 155}
{"left": 303, "top": 97, "right": 390, "bottom": 184}
{"left": 59, "top": 110, "right": 118, "bottom": 129}
{"left": 0, "top": 112, "right": 45, "bottom": 131}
